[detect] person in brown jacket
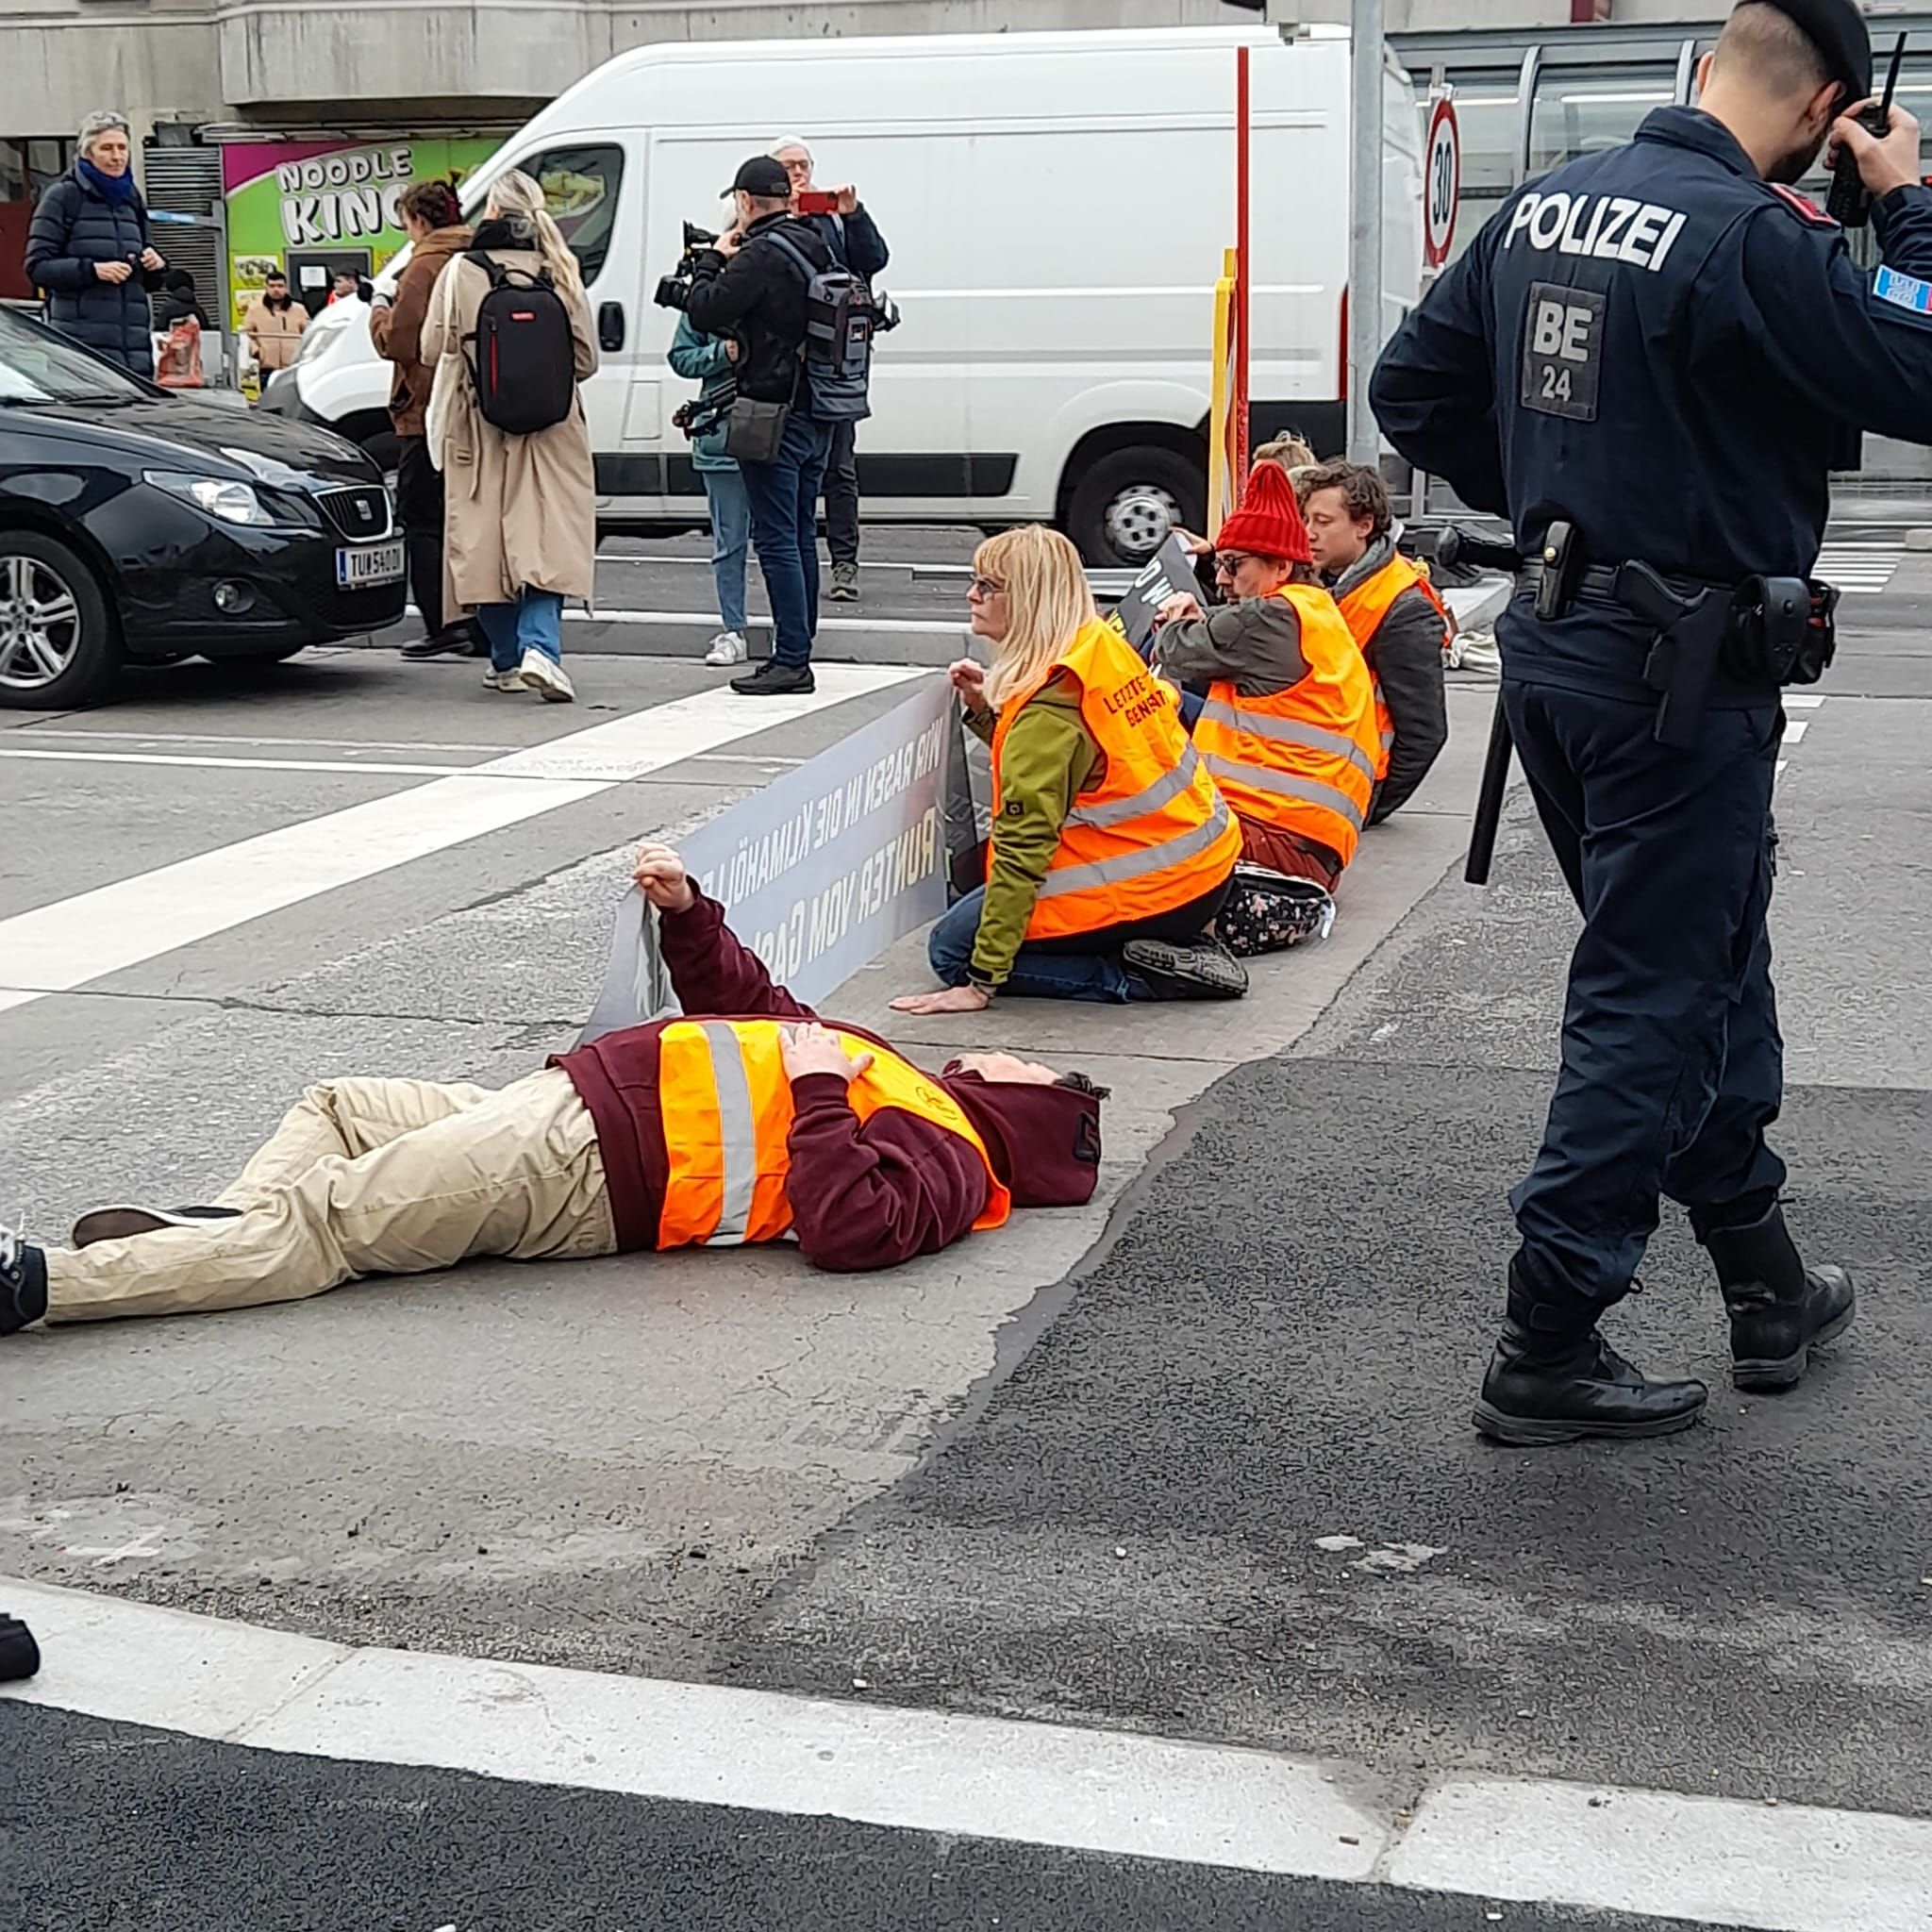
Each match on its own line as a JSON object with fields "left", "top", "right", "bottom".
{"left": 421, "top": 169, "right": 597, "bottom": 704}
{"left": 371, "top": 182, "right": 478, "bottom": 660}
{"left": 242, "top": 271, "right": 307, "bottom": 376}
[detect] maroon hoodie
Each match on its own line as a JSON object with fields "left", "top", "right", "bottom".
{"left": 552, "top": 891, "right": 1103, "bottom": 1273}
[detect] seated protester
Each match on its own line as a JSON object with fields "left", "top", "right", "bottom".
{"left": 1252, "top": 432, "right": 1316, "bottom": 480}
{"left": 1147, "top": 461, "right": 1377, "bottom": 941}
{"left": 1296, "top": 459, "right": 1449, "bottom": 824}
{"left": 0, "top": 844, "right": 1107, "bottom": 1336}
{"left": 892, "top": 525, "right": 1246, "bottom": 1013}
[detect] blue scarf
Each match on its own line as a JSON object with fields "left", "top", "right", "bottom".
{"left": 77, "top": 158, "right": 138, "bottom": 207}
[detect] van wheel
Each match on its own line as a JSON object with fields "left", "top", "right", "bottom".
{"left": 1066, "top": 447, "right": 1205, "bottom": 568}
{"left": 0, "top": 532, "right": 119, "bottom": 709}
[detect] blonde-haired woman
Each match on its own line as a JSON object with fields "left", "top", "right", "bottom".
{"left": 892, "top": 525, "right": 1245, "bottom": 1013}
{"left": 422, "top": 169, "right": 597, "bottom": 702}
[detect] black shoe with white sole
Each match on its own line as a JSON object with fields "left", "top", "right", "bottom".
{"left": 70, "top": 1204, "right": 243, "bottom": 1249}
{"left": 1121, "top": 935, "right": 1249, "bottom": 1001}
{"left": 0, "top": 1223, "right": 48, "bottom": 1337}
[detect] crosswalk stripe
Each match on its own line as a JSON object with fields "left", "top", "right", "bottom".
{"left": 0, "top": 665, "right": 921, "bottom": 1018}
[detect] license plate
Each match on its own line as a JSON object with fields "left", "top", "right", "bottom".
{"left": 336, "top": 539, "right": 405, "bottom": 589}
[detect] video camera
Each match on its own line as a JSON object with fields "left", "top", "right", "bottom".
{"left": 653, "top": 222, "right": 719, "bottom": 312}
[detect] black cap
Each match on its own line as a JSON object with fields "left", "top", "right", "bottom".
{"left": 723, "top": 156, "right": 791, "bottom": 201}
{"left": 1755, "top": 0, "right": 1873, "bottom": 98}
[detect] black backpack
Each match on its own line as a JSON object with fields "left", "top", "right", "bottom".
{"left": 464, "top": 252, "right": 575, "bottom": 435}
{"left": 765, "top": 229, "right": 873, "bottom": 423}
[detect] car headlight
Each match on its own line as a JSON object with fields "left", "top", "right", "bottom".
{"left": 144, "top": 471, "right": 275, "bottom": 527}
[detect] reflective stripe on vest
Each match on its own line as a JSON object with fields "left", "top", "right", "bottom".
{"left": 991, "top": 617, "right": 1241, "bottom": 940}
{"left": 1191, "top": 583, "right": 1378, "bottom": 868}
{"left": 1336, "top": 553, "right": 1449, "bottom": 785}
{"left": 657, "top": 1018, "right": 1011, "bottom": 1248}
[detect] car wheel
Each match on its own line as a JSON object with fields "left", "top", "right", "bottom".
{"left": 1066, "top": 447, "right": 1206, "bottom": 568}
{"left": 0, "top": 533, "right": 118, "bottom": 709}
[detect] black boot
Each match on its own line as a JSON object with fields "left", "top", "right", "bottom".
{"left": 1700, "top": 1202, "right": 1854, "bottom": 1392}
{"left": 1474, "top": 1267, "right": 1708, "bottom": 1447}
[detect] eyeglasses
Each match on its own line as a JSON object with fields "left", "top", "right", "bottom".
{"left": 967, "top": 576, "right": 1007, "bottom": 599}
{"left": 1213, "top": 552, "right": 1257, "bottom": 576}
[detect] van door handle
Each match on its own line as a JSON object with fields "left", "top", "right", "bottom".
{"left": 598, "top": 302, "right": 625, "bottom": 352}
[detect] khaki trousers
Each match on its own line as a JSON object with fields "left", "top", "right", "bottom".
{"left": 45, "top": 1068, "right": 617, "bottom": 1325}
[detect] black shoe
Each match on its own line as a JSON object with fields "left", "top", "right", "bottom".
{"left": 70, "top": 1204, "right": 242, "bottom": 1249}
{"left": 1473, "top": 1271, "right": 1707, "bottom": 1446}
{"left": 0, "top": 1223, "right": 48, "bottom": 1337}
{"left": 401, "top": 623, "right": 480, "bottom": 661}
{"left": 1701, "top": 1202, "right": 1855, "bottom": 1391}
{"left": 0, "top": 1614, "right": 39, "bottom": 1682}
{"left": 1122, "top": 935, "right": 1248, "bottom": 1001}
{"left": 731, "top": 661, "right": 815, "bottom": 696}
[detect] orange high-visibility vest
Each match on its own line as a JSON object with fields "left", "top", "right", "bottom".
{"left": 991, "top": 616, "right": 1241, "bottom": 941}
{"left": 1335, "top": 552, "right": 1450, "bottom": 780}
{"left": 655, "top": 1019, "right": 1011, "bottom": 1248}
{"left": 1192, "top": 582, "right": 1379, "bottom": 869}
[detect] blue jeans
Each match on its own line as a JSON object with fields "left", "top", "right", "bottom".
{"left": 475, "top": 590, "right": 564, "bottom": 673}
{"left": 701, "top": 466, "right": 752, "bottom": 637}
{"left": 929, "top": 888, "right": 1141, "bottom": 1003}
{"left": 1178, "top": 688, "right": 1204, "bottom": 732}
{"left": 739, "top": 411, "right": 834, "bottom": 669}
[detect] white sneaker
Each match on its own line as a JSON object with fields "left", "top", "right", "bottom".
{"left": 704, "top": 629, "right": 749, "bottom": 667}
{"left": 482, "top": 667, "right": 525, "bottom": 692}
{"left": 518, "top": 650, "right": 575, "bottom": 703}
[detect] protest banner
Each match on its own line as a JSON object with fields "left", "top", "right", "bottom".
{"left": 580, "top": 677, "right": 954, "bottom": 1042}
{"left": 1106, "top": 531, "right": 1206, "bottom": 658}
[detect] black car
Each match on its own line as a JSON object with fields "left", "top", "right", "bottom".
{"left": 0, "top": 306, "right": 406, "bottom": 708}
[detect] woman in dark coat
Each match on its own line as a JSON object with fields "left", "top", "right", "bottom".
{"left": 25, "top": 110, "right": 166, "bottom": 377}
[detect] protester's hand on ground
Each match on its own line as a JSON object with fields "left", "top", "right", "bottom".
{"left": 1156, "top": 591, "right": 1204, "bottom": 627}
{"left": 94, "top": 260, "right": 134, "bottom": 285}
{"left": 947, "top": 658, "right": 988, "bottom": 698}
{"left": 890, "top": 985, "right": 991, "bottom": 1016}
{"left": 835, "top": 186, "right": 859, "bottom": 216}
{"left": 140, "top": 248, "right": 165, "bottom": 273}
{"left": 632, "top": 841, "right": 695, "bottom": 912}
{"left": 780, "top": 1023, "right": 874, "bottom": 1083}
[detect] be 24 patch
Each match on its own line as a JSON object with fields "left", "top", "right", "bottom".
{"left": 1521, "top": 281, "right": 1605, "bottom": 422}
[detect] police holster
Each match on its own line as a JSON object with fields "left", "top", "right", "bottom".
{"left": 1613, "top": 562, "right": 1732, "bottom": 750}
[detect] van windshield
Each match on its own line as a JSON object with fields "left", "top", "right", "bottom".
{"left": 458, "top": 144, "right": 625, "bottom": 288}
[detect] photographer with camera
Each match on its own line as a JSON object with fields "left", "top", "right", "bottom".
{"left": 773, "top": 137, "right": 891, "bottom": 605}
{"left": 668, "top": 309, "right": 752, "bottom": 667}
{"left": 682, "top": 156, "right": 842, "bottom": 697}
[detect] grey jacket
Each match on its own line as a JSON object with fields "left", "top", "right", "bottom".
{"left": 1328, "top": 532, "right": 1449, "bottom": 823}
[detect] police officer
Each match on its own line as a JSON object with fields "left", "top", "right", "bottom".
{"left": 1371, "top": 0, "right": 1932, "bottom": 1447}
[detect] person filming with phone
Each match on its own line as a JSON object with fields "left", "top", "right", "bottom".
{"left": 684, "top": 158, "right": 847, "bottom": 698}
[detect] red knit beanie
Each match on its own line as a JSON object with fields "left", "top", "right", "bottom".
{"left": 1213, "top": 459, "right": 1312, "bottom": 564}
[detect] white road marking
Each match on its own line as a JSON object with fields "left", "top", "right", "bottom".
{"left": 0, "top": 666, "right": 920, "bottom": 1016}
{"left": 406, "top": 604, "right": 971, "bottom": 639}
{"left": 1814, "top": 541, "right": 1903, "bottom": 594}
{"left": 1784, "top": 694, "right": 1825, "bottom": 709}
{"left": 8, "top": 728, "right": 508, "bottom": 755}
{"left": 5, "top": 1575, "right": 1930, "bottom": 1930}
{"left": 1782, "top": 720, "right": 1808, "bottom": 743}
{"left": 0, "top": 748, "right": 471, "bottom": 779}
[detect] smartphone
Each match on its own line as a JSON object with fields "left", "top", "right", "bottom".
{"left": 796, "top": 189, "right": 838, "bottom": 216}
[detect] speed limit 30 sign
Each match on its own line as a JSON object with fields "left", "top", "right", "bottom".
{"left": 1424, "top": 95, "right": 1460, "bottom": 269}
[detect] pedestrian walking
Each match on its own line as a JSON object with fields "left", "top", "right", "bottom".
{"left": 685, "top": 157, "right": 844, "bottom": 697}
{"left": 772, "top": 136, "right": 891, "bottom": 606}
{"left": 668, "top": 310, "right": 753, "bottom": 666}
{"left": 1370, "top": 0, "right": 1932, "bottom": 1445}
{"left": 372, "top": 180, "right": 480, "bottom": 662}
{"left": 422, "top": 169, "right": 597, "bottom": 704}
{"left": 242, "top": 271, "right": 307, "bottom": 377}
{"left": 24, "top": 110, "right": 166, "bottom": 378}
{"left": 891, "top": 525, "right": 1245, "bottom": 1011}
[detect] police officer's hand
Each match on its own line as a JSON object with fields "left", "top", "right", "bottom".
{"left": 1833, "top": 98, "right": 1923, "bottom": 200}
{"left": 632, "top": 841, "right": 695, "bottom": 913}
{"left": 780, "top": 1023, "right": 875, "bottom": 1083}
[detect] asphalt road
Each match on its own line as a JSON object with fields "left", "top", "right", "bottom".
{"left": 4, "top": 525, "right": 1929, "bottom": 1930}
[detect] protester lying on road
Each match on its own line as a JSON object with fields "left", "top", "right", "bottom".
{"left": 1152, "top": 461, "right": 1379, "bottom": 915}
{"left": 1297, "top": 459, "right": 1450, "bottom": 824}
{"left": 892, "top": 525, "right": 1246, "bottom": 1013}
{"left": 0, "top": 846, "right": 1106, "bottom": 1336}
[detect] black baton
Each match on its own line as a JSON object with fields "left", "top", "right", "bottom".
{"left": 1466, "top": 693, "right": 1513, "bottom": 887}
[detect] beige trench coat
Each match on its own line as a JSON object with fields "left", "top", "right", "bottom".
{"left": 421, "top": 245, "right": 598, "bottom": 611}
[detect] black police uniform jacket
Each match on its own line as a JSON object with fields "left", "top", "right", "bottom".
{"left": 1371, "top": 106, "right": 1932, "bottom": 701}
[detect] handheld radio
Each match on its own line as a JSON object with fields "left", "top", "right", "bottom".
{"left": 1825, "top": 31, "right": 1907, "bottom": 229}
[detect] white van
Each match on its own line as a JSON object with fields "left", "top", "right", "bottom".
{"left": 264, "top": 24, "right": 1423, "bottom": 565}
